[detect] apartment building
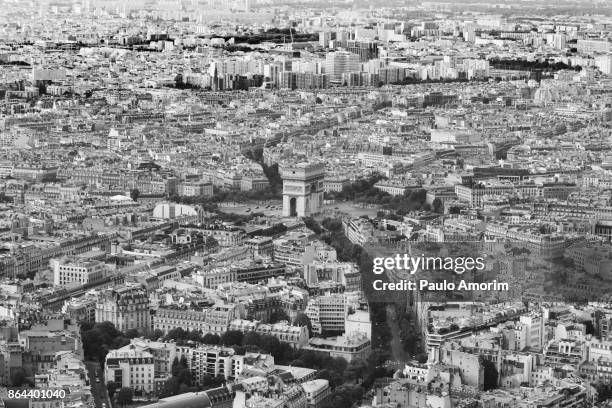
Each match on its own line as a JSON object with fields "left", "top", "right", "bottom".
{"left": 303, "top": 333, "right": 371, "bottom": 362}
{"left": 174, "top": 345, "right": 248, "bottom": 384}
{"left": 51, "top": 258, "right": 105, "bottom": 286}
{"left": 305, "top": 294, "right": 346, "bottom": 335}
{"left": 154, "top": 303, "right": 246, "bottom": 335}
{"left": 304, "top": 261, "right": 361, "bottom": 291}
{"left": 301, "top": 379, "right": 330, "bottom": 408}
{"left": 95, "top": 285, "right": 150, "bottom": 332}
{"left": 255, "top": 322, "right": 309, "bottom": 348}
{"left": 233, "top": 261, "right": 286, "bottom": 284}
{"left": 179, "top": 181, "right": 213, "bottom": 197}
{"left": 105, "top": 345, "right": 155, "bottom": 393}
{"left": 245, "top": 236, "right": 274, "bottom": 258}
{"left": 129, "top": 338, "right": 177, "bottom": 378}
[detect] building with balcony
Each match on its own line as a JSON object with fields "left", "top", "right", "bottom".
{"left": 104, "top": 344, "right": 155, "bottom": 394}
{"left": 95, "top": 285, "right": 150, "bottom": 333}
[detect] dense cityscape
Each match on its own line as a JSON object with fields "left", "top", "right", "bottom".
{"left": 1, "top": 0, "right": 612, "bottom": 407}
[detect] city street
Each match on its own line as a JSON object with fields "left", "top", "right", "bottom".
{"left": 86, "top": 361, "right": 112, "bottom": 408}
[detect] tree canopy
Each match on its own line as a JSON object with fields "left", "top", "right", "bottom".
{"left": 80, "top": 321, "right": 130, "bottom": 365}
{"left": 117, "top": 387, "right": 133, "bottom": 406}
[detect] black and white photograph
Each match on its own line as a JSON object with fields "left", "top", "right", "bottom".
{"left": 0, "top": 0, "right": 611, "bottom": 407}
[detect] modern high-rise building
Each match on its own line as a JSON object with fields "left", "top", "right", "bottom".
{"left": 324, "top": 51, "right": 360, "bottom": 83}
{"left": 345, "top": 40, "right": 378, "bottom": 62}
{"left": 334, "top": 31, "right": 351, "bottom": 47}
{"left": 305, "top": 294, "right": 346, "bottom": 335}
{"left": 280, "top": 72, "right": 329, "bottom": 90}
{"left": 463, "top": 25, "right": 476, "bottom": 43}
{"left": 595, "top": 55, "right": 612, "bottom": 75}
{"left": 552, "top": 33, "right": 567, "bottom": 50}
{"left": 577, "top": 39, "right": 611, "bottom": 54}
{"left": 319, "top": 31, "right": 331, "bottom": 47}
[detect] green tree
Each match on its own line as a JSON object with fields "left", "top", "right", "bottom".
{"left": 481, "top": 358, "right": 498, "bottom": 390}
{"left": 316, "top": 368, "right": 343, "bottom": 388}
{"left": 130, "top": 188, "right": 140, "bottom": 202}
{"left": 220, "top": 330, "right": 243, "bottom": 346}
{"left": 117, "top": 387, "right": 133, "bottom": 407}
{"left": 107, "top": 381, "right": 118, "bottom": 398}
{"left": 345, "top": 359, "right": 368, "bottom": 383}
{"left": 124, "top": 329, "right": 139, "bottom": 339}
{"left": 327, "top": 385, "right": 365, "bottom": 408}
{"left": 165, "top": 327, "right": 187, "bottom": 342}
{"left": 332, "top": 357, "right": 348, "bottom": 374}
{"left": 202, "top": 333, "right": 221, "bottom": 344}
{"left": 270, "top": 310, "right": 290, "bottom": 323}
{"left": 178, "top": 367, "right": 192, "bottom": 387}
{"left": 303, "top": 217, "right": 322, "bottom": 235}
{"left": 200, "top": 375, "right": 225, "bottom": 390}
{"left": 416, "top": 353, "right": 428, "bottom": 364}
{"left": 174, "top": 73, "right": 184, "bottom": 88}
{"left": 260, "top": 335, "right": 281, "bottom": 355}
{"left": 242, "top": 331, "right": 262, "bottom": 347}
{"left": 262, "top": 163, "right": 283, "bottom": 197}
{"left": 146, "top": 329, "right": 164, "bottom": 341}
{"left": 10, "top": 367, "right": 28, "bottom": 387}
{"left": 80, "top": 321, "right": 129, "bottom": 366}
{"left": 276, "top": 342, "right": 295, "bottom": 364}
{"left": 585, "top": 320, "right": 596, "bottom": 336}
{"left": 597, "top": 384, "right": 612, "bottom": 402}
{"left": 160, "top": 376, "right": 180, "bottom": 397}
{"left": 189, "top": 330, "right": 203, "bottom": 342}
{"left": 293, "top": 313, "right": 313, "bottom": 337}
{"left": 171, "top": 357, "right": 181, "bottom": 377}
